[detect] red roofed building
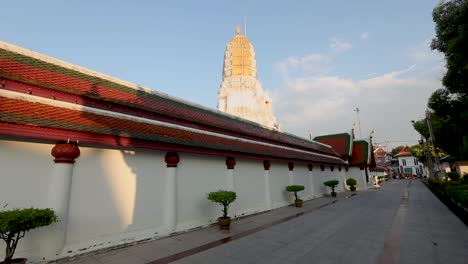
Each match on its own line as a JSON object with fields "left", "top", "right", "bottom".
{"left": 396, "top": 145, "right": 423, "bottom": 177}
{"left": 314, "top": 131, "right": 376, "bottom": 190}
{"left": 313, "top": 132, "right": 353, "bottom": 161}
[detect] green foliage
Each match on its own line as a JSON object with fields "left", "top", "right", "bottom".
{"left": 428, "top": 178, "right": 468, "bottom": 208}
{"left": 346, "top": 178, "right": 357, "bottom": 187}
{"left": 0, "top": 208, "right": 57, "bottom": 263}
{"left": 323, "top": 180, "right": 339, "bottom": 188}
{"left": 286, "top": 185, "right": 305, "bottom": 200}
{"left": 447, "top": 172, "right": 460, "bottom": 181}
{"left": 323, "top": 180, "right": 339, "bottom": 193}
{"left": 416, "top": 0, "right": 468, "bottom": 159}
{"left": 431, "top": 0, "right": 468, "bottom": 95}
{"left": 411, "top": 120, "right": 430, "bottom": 140}
{"left": 409, "top": 140, "right": 446, "bottom": 164}
{"left": 207, "top": 190, "right": 236, "bottom": 218}
{"left": 390, "top": 146, "right": 404, "bottom": 157}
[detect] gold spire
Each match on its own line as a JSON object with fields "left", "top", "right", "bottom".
{"left": 229, "top": 27, "right": 253, "bottom": 76}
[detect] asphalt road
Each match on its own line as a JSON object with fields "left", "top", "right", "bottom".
{"left": 173, "top": 180, "right": 468, "bottom": 264}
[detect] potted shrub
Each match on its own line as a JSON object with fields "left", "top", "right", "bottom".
{"left": 346, "top": 178, "right": 357, "bottom": 191}
{"left": 324, "top": 180, "right": 339, "bottom": 197}
{"left": 207, "top": 190, "right": 237, "bottom": 230}
{"left": 286, "top": 185, "right": 305, "bottom": 207}
{"left": 0, "top": 208, "right": 57, "bottom": 264}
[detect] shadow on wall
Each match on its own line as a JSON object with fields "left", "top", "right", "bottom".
{"left": 72, "top": 85, "right": 168, "bottom": 250}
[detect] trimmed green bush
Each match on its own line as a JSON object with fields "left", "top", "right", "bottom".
{"left": 445, "top": 185, "right": 468, "bottom": 208}
{"left": 428, "top": 178, "right": 468, "bottom": 208}
{"left": 324, "top": 180, "right": 339, "bottom": 196}
{"left": 447, "top": 172, "right": 460, "bottom": 181}
{"left": 324, "top": 180, "right": 339, "bottom": 190}
{"left": 0, "top": 208, "right": 57, "bottom": 263}
{"left": 286, "top": 185, "right": 305, "bottom": 200}
{"left": 346, "top": 178, "right": 357, "bottom": 187}
{"left": 207, "top": 190, "right": 237, "bottom": 218}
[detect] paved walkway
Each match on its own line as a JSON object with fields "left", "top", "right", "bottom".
{"left": 55, "top": 180, "right": 468, "bottom": 264}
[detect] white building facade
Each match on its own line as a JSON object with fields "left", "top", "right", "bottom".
{"left": 396, "top": 146, "right": 423, "bottom": 177}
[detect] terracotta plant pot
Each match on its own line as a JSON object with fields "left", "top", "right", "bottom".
{"left": 294, "top": 199, "right": 303, "bottom": 207}
{"left": 331, "top": 192, "right": 337, "bottom": 197}
{"left": 218, "top": 217, "right": 231, "bottom": 230}
{"left": 350, "top": 186, "right": 356, "bottom": 192}
{"left": 0, "top": 258, "right": 27, "bottom": 264}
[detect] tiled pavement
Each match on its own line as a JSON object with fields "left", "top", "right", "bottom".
{"left": 54, "top": 192, "right": 348, "bottom": 264}
{"left": 54, "top": 180, "right": 468, "bottom": 264}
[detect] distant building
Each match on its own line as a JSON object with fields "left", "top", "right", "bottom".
{"left": 314, "top": 131, "right": 377, "bottom": 189}
{"left": 373, "top": 147, "right": 388, "bottom": 166}
{"left": 440, "top": 155, "right": 468, "bottom": 177}
{"left": 395, "top": 146, "right": 423, "bottom": 177}
{"left": 217, "top": 27, "right": 279, "bottom": 129}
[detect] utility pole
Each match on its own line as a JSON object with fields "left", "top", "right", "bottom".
{"left": 426, "top": 109, "right": 442, "bottom": 179}
{"left": 420, "top": 136, "right": 434, "bottom": 179}
{"left": 354, "top": 107, "right": 362, "bottom": 138}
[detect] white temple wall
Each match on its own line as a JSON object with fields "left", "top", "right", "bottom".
{"left": 322, "top": 168, "right": 333, "bottom": 195}
{"left": 0, "top": 139, "right": 345, "bottom": 262}
{"left": 234, "top": 158, "right": 267, "bottom": 217}
{"left": 337, "top": 169, "right": 346, "bottom": 192}
{"left": 268, "top": 161, "right": 291, "bottom": 209}
{"left": 66, "top": 147, "right": 168, "bottom": 252}
{"left": 348, "top": 167, "right": 367, "bottom": 191}
{"left": 0, "top": 140, "right": 53, "bottom": 208}
{"left": 177, "top": 153, "right": 226, "bottom": 230}
{"left": 0, "top": 140, "right": 57, "bottom": 261}
{"left": 310, "top": 169, "right": 322, "bottom": 198}
{"left": 316, "top": 170, "right": 327, "bottom": 196}
{"left": 294, "top": 165, "right": 310, "bottom": 200}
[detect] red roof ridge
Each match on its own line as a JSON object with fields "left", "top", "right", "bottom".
{"left": 395, "top": 145, "right": 412, "bottom": 157}
{"left": 0, "top": 90, "right": 346, "bottom": 164}
{"left": 0, "top": 41, "right": 339, "bottom": 156}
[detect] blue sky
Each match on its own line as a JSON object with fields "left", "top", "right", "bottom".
{"left": 2, "top": 0, "right": 444, "bottom": 150}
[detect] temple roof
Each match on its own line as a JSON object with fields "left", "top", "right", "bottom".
{"left": 0, "top": 41, "right": 337, "bottom": 157}
{"left": 0, "top": 90, "right": 345, "bottom": 164}
{"left": 313, "top": 132, "right": 353, "bottom": 157}
{"left": 374, "top": 147, "right": 386, "bottom": 158}
{"left": 395, "top": 145, "right": 412, "bottom": 157}
{"left": 0, "top": 41, "right": 344, "bottom": 164}
{"left": 350, "top": 140, "right": 370, "bottom": 165}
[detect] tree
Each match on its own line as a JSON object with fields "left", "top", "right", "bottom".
{"left": 409, "top": 143, "right": 446, "bottom": 163}
{"left": 431, "top": 0, "right": 468, "bottom": 95}
{"left": 412, "top": 0, "right": 468, "bottom": 159}
{"left": 390, "top": 146, "right": 404, "bottom": 157}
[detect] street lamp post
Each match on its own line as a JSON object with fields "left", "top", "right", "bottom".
{"left": 354, "top": 107, "right": 362, "bottom": 138}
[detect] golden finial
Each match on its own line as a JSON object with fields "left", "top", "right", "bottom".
{"left": 236, "top": 25, "right": 242, "bottom": 34}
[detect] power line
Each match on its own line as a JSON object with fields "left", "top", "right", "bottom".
{"left": 374, "top": 140, "right": 419, "bottom": 144}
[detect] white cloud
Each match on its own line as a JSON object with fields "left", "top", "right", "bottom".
{"left": 361, "top": 32, "right": 369, "bottom": 40}
{"left": 408, "top": 39, "right": 445, "bottom": 74}
{"left": 276, "top": 54, "right": 331, "bottom": 80}
{"left": 329, "top": 37, "right": 352, "bottom": 52}
{"left": 277, "top": 38, "right": 352, "bottom": 80}
{"left": 272, "top": 53, "right": 442, "bottom": 146}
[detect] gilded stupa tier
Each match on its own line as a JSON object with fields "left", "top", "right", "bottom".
{"left": 224, "top": 27, "right": 257, "bottom": 77}
{"left": 218, "top": 27, "right": 279, "bottom": 130}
